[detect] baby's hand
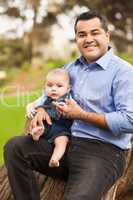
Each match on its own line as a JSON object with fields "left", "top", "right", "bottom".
{"left": 53, "top": 101, "right": 67, "bottom": 116}
{"left": 57, "top": 102, "right": 66, "bottom": 106}
{"left": 53, "top": 102, "right": 66, "bottom": 107}
{"left": 26, "top": 102, "right": 37, "bottom": 119}
{"left": 31, "top": 126, "right": 44, "bottom": 141}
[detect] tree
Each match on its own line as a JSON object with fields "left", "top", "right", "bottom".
{"left": 0, "top": 0, "right": 132, "bottom": 63}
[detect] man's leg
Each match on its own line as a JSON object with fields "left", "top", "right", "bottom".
{"left": 64, "top": 137, "right": 126, "bottom": 200}
{"left": 4, "top": 135, "right": 68, "bottom": 200}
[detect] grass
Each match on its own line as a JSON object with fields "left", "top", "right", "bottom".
{"left": 0, "top": 92, "right": 41, "bottom": 164}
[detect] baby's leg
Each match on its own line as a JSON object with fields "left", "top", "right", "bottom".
{"left": 49, "top": 135, "right": 69, "bottom": 167}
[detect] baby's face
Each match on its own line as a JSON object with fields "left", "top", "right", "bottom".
{"left": 45, "top": 73, "right": 70, "bottom": 100}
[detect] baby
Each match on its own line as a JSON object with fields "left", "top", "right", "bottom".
{"left": 28, "top": 68, "right": 72, "bottom": 167}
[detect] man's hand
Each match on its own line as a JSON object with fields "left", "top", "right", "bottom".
{"left": 54, "top": 99, "right": 84, "bottom": 119}
{"left": 29, "top": 107, "right": 52, "bottom": 132}
{"left": 54, "top": 99, "right": 109, "bottom": 130}
{"left": 31, "top": 126, "right": 44, "bottom": 141}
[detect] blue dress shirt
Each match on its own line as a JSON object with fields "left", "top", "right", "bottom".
{"left": 35, "top": 48, "right": 133, "bottom": 149}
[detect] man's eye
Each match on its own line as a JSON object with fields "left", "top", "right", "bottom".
{"left": 92, "top": 31, "right": 100, "bottom": 35}
{"left": 78, "top": 34, "right": 85, "bottom": 38}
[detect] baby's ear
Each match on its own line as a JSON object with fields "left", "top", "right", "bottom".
{"left": 67, "top": 84, "right": 72, "bottom": 92}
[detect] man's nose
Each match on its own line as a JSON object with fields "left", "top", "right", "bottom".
{"left": 85, "top": 34, "right": 93, "bottom": 42}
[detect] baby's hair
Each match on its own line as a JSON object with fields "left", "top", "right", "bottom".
{"left": 47, "top": 68, "right": 70, "bottom": 83}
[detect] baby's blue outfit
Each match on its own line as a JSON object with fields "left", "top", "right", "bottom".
{"left": 40, "top": 93, "right": 72, "bottom": 143}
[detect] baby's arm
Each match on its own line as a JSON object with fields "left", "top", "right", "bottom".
{"left": 26, "top": 101, "right": 37, "bottom": 119}
{"left": 26, "top": 94, "right": 46, "bottom": 118}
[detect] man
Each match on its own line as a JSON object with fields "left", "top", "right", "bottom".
{"left": 4, "top": 10, "right": 133, "bottom": 200}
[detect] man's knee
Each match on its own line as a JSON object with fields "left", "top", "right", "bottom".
{"left": 4, "top": 136, "right": 26, "bottom": 162}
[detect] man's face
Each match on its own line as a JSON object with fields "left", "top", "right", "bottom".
{"left": 75, "top": 17, "right": 110, "bottom": 63}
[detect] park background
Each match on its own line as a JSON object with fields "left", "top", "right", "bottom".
{"left": 0, "top": 0, "right": 133, "bottom": 165}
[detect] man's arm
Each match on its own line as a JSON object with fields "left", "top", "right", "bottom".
{"left": 29, "top": 107, "right": 52, "bottom": 133}
{"left": 79, "top": 110, "right": 108, "bottom": 130}
{"left": 54, "top": 99, "right": 109, "bottom": 130}
{"left": 104, "top": 68, "right": 133, "bottom": 136}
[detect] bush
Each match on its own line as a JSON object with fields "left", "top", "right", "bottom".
{"left": 0, "top": 39, "right": 31, "bottom": 69}
{"left": 118, "top": 53, "right": 133, "bottom": 65}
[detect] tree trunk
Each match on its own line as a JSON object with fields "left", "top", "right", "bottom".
{"left": 1, "top": 149, "right": 133, "bottom": 200}
{"left": 0, "top": 165, "right": 66, "bottom": 200}
{"left": 115, "top": 147, "right": 133, "bottom": 200}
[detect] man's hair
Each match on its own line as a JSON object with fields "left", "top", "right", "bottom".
{"left": 74, "top": 10, "right": 108, "bottom": 32}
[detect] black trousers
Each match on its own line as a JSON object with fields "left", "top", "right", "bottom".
{"left": 4, "top": 135, "right": 126, "bottom": 200}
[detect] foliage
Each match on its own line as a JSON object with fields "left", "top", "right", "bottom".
{"left": 79, "top": 0, "right": 133, "bottom": 33}
{"left": 0, "top": 0, "right": 132, "bottom": 57}
{"left": 46, "top": 58, "right": 67, "bottom": 69}
{"left": 66, "top": 0, "right": 133, "bottom": 52}
{"left": 118, "top": 53, "right": 133, "bottom": 65}
{"left": 0, "top": 39, "right": 31, "bottom": 69}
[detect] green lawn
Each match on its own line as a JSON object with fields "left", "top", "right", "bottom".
{"left": 0, "top": 92, "right": 40, "bottom": 164}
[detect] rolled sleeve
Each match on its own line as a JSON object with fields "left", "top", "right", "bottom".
{"left": 106, "top": 66, "right": 133, "bottom": 136}
{"left": 105, "top": 111, "right": 133, "bottom": 136}
{"left": 105, "top": 112, "right": 123, "bottom": 136}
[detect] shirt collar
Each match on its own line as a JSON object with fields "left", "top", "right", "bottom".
{"left": 75, "top": 47, "right": 113, "bottom": 70}
{"left": 96, "top": 47, "right": 113, "bottom": 70}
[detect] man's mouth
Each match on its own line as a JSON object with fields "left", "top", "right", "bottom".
{"left": 84, "top": 44, "right": 96, "bottom": 49}
{"left": 84, "top": 43, "right": 97, "bottom": 49}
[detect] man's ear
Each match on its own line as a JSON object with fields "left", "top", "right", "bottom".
{"left": 106, "top": 31, "right": 111, "bottom": 43}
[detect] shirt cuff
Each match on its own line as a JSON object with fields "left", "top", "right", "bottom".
{"left": 105, "top": 112, "right": 122, "bottom": 136}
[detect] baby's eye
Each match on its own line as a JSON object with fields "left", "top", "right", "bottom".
{"left": 47, "top": 83, "right": 53, "bottom": 87}
{"left": 57, "top": 84, "right": 63, "bottom": 87}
